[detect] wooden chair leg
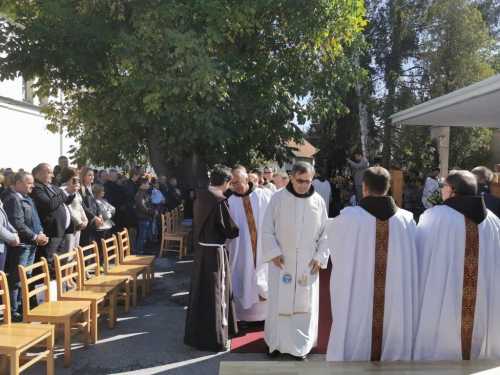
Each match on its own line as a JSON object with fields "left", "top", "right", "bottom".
{"left": 179, "top": 239, "right": 184, "bottom": 260}
{"left": 47, "top": 334, "right": 55, "bottom": 375}
{"left": 64, "top": 321, "right": 71, "bottom": 368}
{"left": 83, "top": 310, "right": 90, "bottom": 349}
{"left": 141, "top": 271, "right": 146, "bottom": 299}
{"left": 145, "top": 268, "right": 150, "bottom": 294}
{"left": 132, "top": 277, "right": 138, "bottom": 307}
{"left": 124, "top": 280, "right": 130, "bottom": 314}
{"left": 91, "top": 302, "right": 98, "bottom": 343}
{"left": 108, "top": 292, "right": 116, "bottom": 329}
{"left": 1, "top": 353, "right": 9, "bottom": 375}
{"left": 151, "top": 262, "right": 155, "bottom": 284}
{"left": 54, "top": 323, "right": 60, "bottom": 341}
{"left": 9, "top": 351, "right": 18, "bottom": 375}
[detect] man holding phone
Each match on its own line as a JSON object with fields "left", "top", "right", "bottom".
{"left": 30, "top": 163, "right": 79, "bottom": 276}
{"left": 3, "top": 171, "right": 49, "bottom": 322}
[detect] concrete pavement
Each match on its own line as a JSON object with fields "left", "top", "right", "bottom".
{"left": 5, "top": 245, "right": 325, "bottom": 375}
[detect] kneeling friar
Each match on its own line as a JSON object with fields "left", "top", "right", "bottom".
{"left": 262, "top": 162, "right": 329, "bottom": 361}
{"left": 226, "top": 169, "right": 271, "bottom": 323}
{"left": 326, "top": 167, "right": 418, "bottom": 361}
{"left": 414, "top": 170, "right": 500, "bottom": 361}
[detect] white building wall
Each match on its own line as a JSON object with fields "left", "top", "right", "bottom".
{"left": 0, "top": 78, "right": 78, "bottom": 172}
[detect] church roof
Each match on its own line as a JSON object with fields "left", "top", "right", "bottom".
{"left": 287, "top": 138, "right": 316, "bottom": 158}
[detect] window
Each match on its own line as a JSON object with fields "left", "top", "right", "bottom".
{"left": 22, "top": 78, "right": 27, "bottom": 100}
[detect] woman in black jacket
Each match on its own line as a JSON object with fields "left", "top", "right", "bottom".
{"left": 79, "top": 167, "right": 104, "bottom": 277}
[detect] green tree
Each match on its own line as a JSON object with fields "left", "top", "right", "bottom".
{"left": 0, "top": 0, "right": 367, "bottom": 186}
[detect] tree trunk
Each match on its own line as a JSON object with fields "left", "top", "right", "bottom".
{"left": 179, "top": 147, "right": 208, "bottom": 191}
{"left": 145, "top": 125, "right": 170, "bottom": 177}
{"left": 355, "top": 81, "right": 372, "bottom": 164}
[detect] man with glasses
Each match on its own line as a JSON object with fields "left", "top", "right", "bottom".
{"left": 226, "top": 169, "right": 271, "bottom": 328}
{"left": 262, "top": 166, "right": 277, "bottom": 194}
{"left": 261, "top": 161, "right": 329, "bottom": 361}
{"left": 414, "top": 170, "right": 500, "bottom": 360}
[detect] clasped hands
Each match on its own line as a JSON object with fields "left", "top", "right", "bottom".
{"left": 271, "top": 255, "right": 322, "bottom": 275}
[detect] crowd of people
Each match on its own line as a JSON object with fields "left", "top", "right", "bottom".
{"left": 184, "top": 159, "right": 500, "bottom": 364}
{"left": 0, "top": 157, "right": 195, "bottom": 322}
{"left": 2, "top": 154, "right": 500, "bottom": 365}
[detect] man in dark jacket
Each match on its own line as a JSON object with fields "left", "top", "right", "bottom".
{"left": 105, "top": 169, "right": 126, "bottom": 232}
{"left": 29, "top": 163, "right": 79, "bottom": 274}
{"left": 4, "top": 171, "right": 49, "bottom": 321}
{"left": 472, "top": 166, "right": 500, "bottom": 218}
{"left": 167, "top": 177, "right": 183, "bottom": 211}
{"left": 134, "top": 178, "right": 157, "bottom": 255}
{"left": 125, "top": 167, "right": 140, "bottom": 250}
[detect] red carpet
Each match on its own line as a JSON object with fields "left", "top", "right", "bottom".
{"left": 230, "top": 262, "right": 332, "bottom": 354}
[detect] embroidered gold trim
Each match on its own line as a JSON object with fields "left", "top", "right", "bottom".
{"left": 461, "top": 217, "right": 479, "bottom": 361}
{"left": 371, "top": 219, "right": 389, "bottom": 362}
{"left": 279, "top": 313, "right": 293, "bottom": 317}
{"left": 293, "top": 311, "right": 308, "bottom": 315}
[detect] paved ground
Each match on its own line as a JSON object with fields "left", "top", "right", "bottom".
{"left": 4, "top": 244, "right": 325, "bottom": 375}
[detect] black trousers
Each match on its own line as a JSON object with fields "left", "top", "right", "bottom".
{"left": 35, "top": 237, "right": 65, "bottom": 278}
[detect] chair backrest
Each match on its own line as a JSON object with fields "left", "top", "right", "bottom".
{"left": 0, "top": 270, "right": 11, "bottom": 324}
{"left": 19, "top": 258, "right": 51, "bottom": 317}
{"left": 102, "top": 235, "right": 120, "bottom": 273}
{"left": 117, "top": 228, "right": 131, "bottom": 263}
{"left": 165, "top": 212, "right": 175, "bottom": 234}
{"left": 77, "top": 242, "right": 102, "bottom": 285}
{"left": 179, "top": 204, "right": 184, "bottom": 221}
{"left": 53, "top": 250, "right": 80, "bottom": 299}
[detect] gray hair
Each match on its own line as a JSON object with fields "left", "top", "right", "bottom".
{"left": 471, "top": 166, "right": 493, "bottom": 185}
{"left": 446, "top": 170, "right": 477, "bottom": 197}
{"left": 275, "top": 171, "right": 289, "bottom": 180}
{"left": 97, "top": 170, "right": 108, "bottom": 179}
{"left": 13, "top": 171, "right": 33, "bottom": 184}
{"left": 263, "top": 165, "right": 274, "bottom": 171}
{"left": 292, "top": 162, "right": 314, "bottom": 177}
{"left": 232, "top": 168, "right": 248, "bottom": 179}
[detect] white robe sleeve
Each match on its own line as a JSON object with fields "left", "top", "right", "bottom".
{"left": 261, "top": 193, "right": 282, "bottom": 263}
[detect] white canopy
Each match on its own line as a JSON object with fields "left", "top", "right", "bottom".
{"left": 390, "top": 75, "right": 500, "bottom": 128}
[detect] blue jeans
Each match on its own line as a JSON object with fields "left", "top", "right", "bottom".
{"left": 137, "top": 221, "right": 151, "bottom": 254}
{"left": 8, "top": 245, "right": 37, "bottom": 313}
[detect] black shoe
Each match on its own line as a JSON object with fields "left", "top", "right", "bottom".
{"left": 237, "top": 320, "right": 249, "bottom": 329}
{"left": 295, "top": 354, "right": 308, "bottom": 361}
{"left": 11, "top": 312, "right": 23, "bottom": 323}
{"left": 267, "top": 350, "right": 279, "bottom": 358}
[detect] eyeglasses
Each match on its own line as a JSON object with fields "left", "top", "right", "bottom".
{"left": 230, "top": 180, "right": 244, "bottom": 186}
{"left": 293, "top": 177, "right": 312, "bottom": 185}
{"left": 442, "top": 183, "right": 450, "bottom": 187}
{"left": 264, "top": 171, "right": 273, "bottom": 174}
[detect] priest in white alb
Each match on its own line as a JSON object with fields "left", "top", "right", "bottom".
{"left": 325, "top": 167, "right": 418, "bottom": 361}
{"left": 312, "top": 168, "right": 332, "bottom": 216}
{"left": 262, "top": 161, "right": 329, "bottom": 361}
{"left": 226, "top": 169, "right": 271, "bottom": 327}
{"left": 414, "top": 170, "right": 500, "bottom": 361}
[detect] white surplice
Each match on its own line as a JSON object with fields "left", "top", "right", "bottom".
{"left": 325, "top": 206, "right": 418, "bottom": 361}
{"left": 312, "top": 179, "right": 332, "bottom": 216}
{"left": 413, "top": 206, "right": 500, "bottom": 360}
{"left": 226, "top": 188, "right": 271, "bottom": 321}
{"left": 262, "top": 187, "right": 329, "bottom": 357}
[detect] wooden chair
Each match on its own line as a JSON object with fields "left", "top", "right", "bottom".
{"left": 117, "top": 229, "right": 155, "bottom": 293}
{"left": 0, "top": 271, "right": 54, "bottom": 375}
{"left": 102, "top": 236, "right": 147, "bottom": 308}
{"left": 77, "top": 243, "right": 131, "bottom": 314}
{"left": 159, "top": 213, "right": 187, "bottom": 259}
{"left": 53, "top": 251, "right": 116, "bottom": 344}
{"left": 18, "top": 258, "right": 90, "bottom": 368}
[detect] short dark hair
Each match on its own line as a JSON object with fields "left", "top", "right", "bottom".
{"left": 97, "top": 170, "right": 108, "bottom": 179}
{"left": 471, "top": 166, "right": 493, "bottom": 185}
{"left": 316, "top": 168, "right": 324, "bottom": 176}
{"left": 251, "top": 169, "right": 263, "bottom": 177}
{"left": 169, "top": 176, "right": 177, "bottom": 182}
{"left": 137, "top": 177, "right": 149, "bottom": 186}
{"left": 354, "top": 151, "right": 363, "bottom": 156}
{"left": 363, "top": 167, "right": 391, "bottom": 195}
{"left": 263, "top": 165, "right": 273, "bottom": 171}
{"left": 129, "top": 167, "right": 140, "bottom": 178}
{"left": 292, "top": 162, "right": 314, "bottom": 177}
{"left": 433, "top": 168, "right": 441, "bottom": 172}
{"left": 210, "top": 165, "right": 232, "bottom": 186}
{"left": 414, "top": 177, "right": 425, "bottom": 185}
{"left": 446, "top": 171, "right": 477, "bottom": 197}
{"left": 13, "top": 171, "right": 32, "bottom": 185}
{"left": 61, "top": 166, "right": 79, "bottom": 182}
{"left": 58, "top": 156, "right": 68, "bottom": 160}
